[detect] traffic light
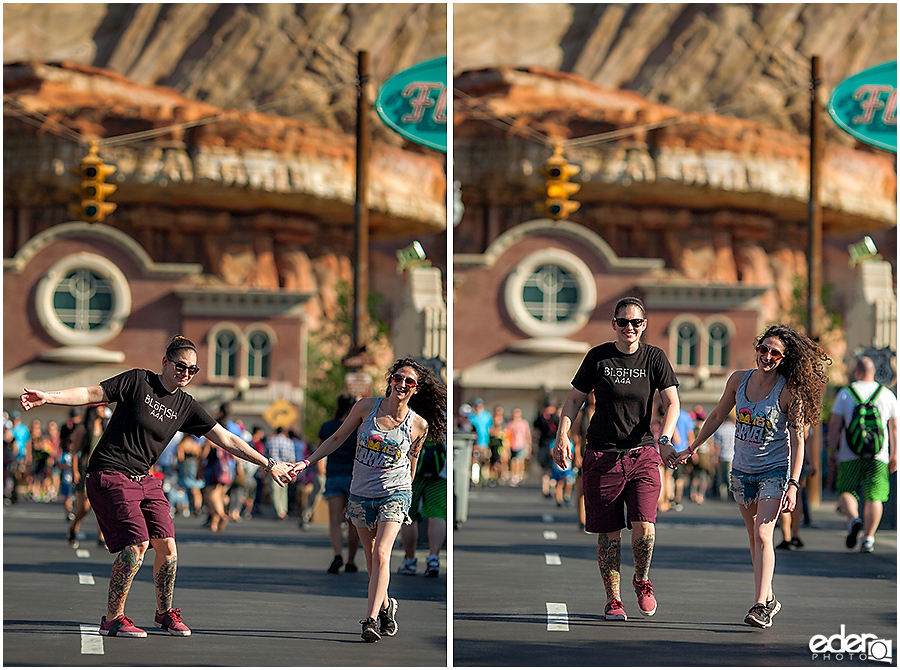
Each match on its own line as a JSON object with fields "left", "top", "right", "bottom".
{"left": 539, "top": 144, "right": 580, "bottom": 220}
{"left": 69, "top": 143, "right": 117, "bottom": 223}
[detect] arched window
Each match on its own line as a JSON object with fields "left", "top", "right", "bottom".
{"left": 676, "top": 322, "right": 699, "bottom": 367}
{"left": 53, "top": 269, "right": 114, "bottom": 332}
{"left": 246, "top": 330, "right": 272, "bottom": 380}
{"left": 522, "top": 265, "right": 579, "bottom": 324}
{"left": 36, "top": 253, "right": 131, "bottom": 346}
{"left": 707, "top": 322, "right": 731, "bottom": 369}
{"left": 214, "top": 329, "right": 239, "bottom": 379}
{"left": 504, "top": 249, "right": 597, "bottom": 339}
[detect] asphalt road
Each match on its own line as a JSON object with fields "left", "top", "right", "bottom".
{"left": 453, "top": 477, "right": 897, "bottom": 667}
{"left": 3, "top": 502, "right": 446, "bottom": 666}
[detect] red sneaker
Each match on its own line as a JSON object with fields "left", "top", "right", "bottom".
{"left": 604, "top": 598, "right": 627, "bottom": 620}
{"left": 155, "top": 607, "right": 192, "bottom": 636}
{"left": 632, "top": 575, "right": 657, "bottom": 617}
{"left": 100, "top": 614, "right": 147, "bottom": 638}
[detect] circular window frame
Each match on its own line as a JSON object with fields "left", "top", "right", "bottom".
{"left": 505, "top": 249, "right": 597, "bottom": 338}
{"left": 36, "top": 252, "right": 132, "bottom": 346}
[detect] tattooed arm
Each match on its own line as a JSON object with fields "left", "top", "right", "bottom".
{"left": 20, "top": 385, "right": 106, "bottom": 411}
{"left": 407, "top": 416, "right": 428, "bottom": 483}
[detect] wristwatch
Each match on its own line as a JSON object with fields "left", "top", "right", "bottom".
{"left": 658, "top": 435, "right": 670, "bottom": 447}
{"left": 265, "top": 457, "right": 276, "bottom": 473}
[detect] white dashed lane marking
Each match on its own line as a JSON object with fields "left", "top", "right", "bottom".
{"left": 77, "top": 573, "right": 95, "bottom": 585}
{"left": 543, "top": 531, "right": 557, "bottom": 540}
{"left": 76, "top": 549, "right": 90, "bottom": 558}
{"left": 79, "top": 625, "right": 104, "bottom": 655}
{"left": 544, "top": 553, "right": 561, "bottom": 565}
{"left": 546, "top": 603, "right": 569, "bottom": 631}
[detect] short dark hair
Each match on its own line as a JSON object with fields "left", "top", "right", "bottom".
{"left": 614, "top": 296, "right": 645, "bottom": 317}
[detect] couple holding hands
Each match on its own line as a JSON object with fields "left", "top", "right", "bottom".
{"left": 19, "top": 335, "right": 445, "bottom": 642}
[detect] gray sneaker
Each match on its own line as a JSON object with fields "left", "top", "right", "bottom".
{"left": 397, "top": 557, "right": 417, "bottom": 575}
{"left": 765, "top": 594, "right": 781, "bottom": 619}
{"left": 860, "top": 537, "right": 875, "bottom": 553}
{"left": 378, "top": 597, "right": 398, "bottom": 637}
{"left": 360, "top": 617, "right": 381, "bottom": 643}
{"left": 744, "top": 603, "right": 772, "bottom": 629}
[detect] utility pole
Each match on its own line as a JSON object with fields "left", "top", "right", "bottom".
{"left": 352, "top": 50, "right": 371, "bottom": 360}
{"left": 807, "top": 54, "right": 823, "bottom": 507}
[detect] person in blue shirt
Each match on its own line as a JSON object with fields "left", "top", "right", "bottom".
{"left": 469, "top": 398, "right": 493, "bottom": 485}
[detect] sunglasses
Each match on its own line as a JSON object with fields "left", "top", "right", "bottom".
{"left": 615, "top": 318, "right": 645, "bottom": 328}
{"left": 391, "top": 373, "right": 417, "bottom": 388}
{"left": 755, "top": 344, "right": 784, "bottom": 361}
{"left": 167, "top": 355, "right": 200, "bottom": 376}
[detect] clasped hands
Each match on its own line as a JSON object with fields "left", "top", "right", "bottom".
{"left": 267, "top": 460, "right": 309, "bottom": 487}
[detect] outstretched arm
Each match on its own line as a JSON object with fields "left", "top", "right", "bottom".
{"left": 204, "top": 423, "right": 294, "bottom": 488}
{"left": 20, "top": 386, "right": 105, "bottom": 411}
{"left": 293, "top": 398, "right": 372, "bottom": 474}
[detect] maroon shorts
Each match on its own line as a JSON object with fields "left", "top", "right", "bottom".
{"left": 85, "top": 470, "right": 175, "bottom": 554}
{"left": 582, "top": 446, "right": 662, "bottom": 534}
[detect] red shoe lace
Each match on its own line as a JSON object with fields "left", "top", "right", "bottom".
{"left": 120, "top": 615, "right": 136, "bottom": 626}
{"left": 635, "top": 579, "right": 654, "bottom": 596}
{"left": 162, "top": 608, "right": 182, "bottom": 623}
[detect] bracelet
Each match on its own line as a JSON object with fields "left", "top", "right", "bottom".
{"left": 302, "top": 459, "right": 310, "bottom": 469}
{"left": 787, "top": 478, "right": 800, "bottom": 490}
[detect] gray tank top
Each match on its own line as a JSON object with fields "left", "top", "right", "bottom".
{"left": 350, "top": 398, "right": 416, "bottom": 497}
{"left": 731, "top": 370, "right": 790, "bottom": 474}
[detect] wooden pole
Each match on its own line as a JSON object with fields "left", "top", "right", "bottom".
{"left": 807, "top": 54, "right": 823, "bottom": 507}
{"left": 352, "top": 51, "right": 370, "bottom": 358}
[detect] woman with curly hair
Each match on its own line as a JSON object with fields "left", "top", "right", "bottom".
{"left": 293, "top": 358, "right": 446, "bottom": 642}
{"left": 677, "top": 324, "right": 829, "bottom": 629}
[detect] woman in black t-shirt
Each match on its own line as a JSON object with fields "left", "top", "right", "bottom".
{"left": 20, "top": 335, "right": 297, "bottom": 639}
{"left": 554, "top": 297, "right": 682, "bottom": 622}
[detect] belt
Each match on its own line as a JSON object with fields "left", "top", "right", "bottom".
{"left": 86, "top": 471, "right": 148, "bottom": 481}
{"left": 591, "top": 446, "right": 647, "bottom": 459}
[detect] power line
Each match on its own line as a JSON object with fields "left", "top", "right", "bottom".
{"left": 3, "top": 79, "right": 357, "bottom": 151}
{"left": 454, "top": 80, "right": 810, "bottom": 153}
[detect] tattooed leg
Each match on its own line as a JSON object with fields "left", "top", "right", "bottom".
{"left": 597, "top": 533, "right": 622, "bottom": 602}
{"left": 152, "top": 538, "right": 178, "bottom": 613}
{"left": 633, "top": 532, "right": 655, "bottom": 582}
{"left": 155, "top": 556, "right": 177, "bottom": 613}
{"left": 107, "top": 544, "right": 145, "bottom": 618}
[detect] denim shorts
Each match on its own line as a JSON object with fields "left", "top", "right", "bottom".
{"left": 347, "top": 489, "right": 412, "bottom": 530}
{"left": 323, "top": 474, "right": 352, "bottom": 500}
{"left": 729, "top": 467, "right": 787, "bottom": 507}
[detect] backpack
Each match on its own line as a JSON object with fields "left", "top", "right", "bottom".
{"left": 844, "top": 385, "right": 885, "bottom": 459}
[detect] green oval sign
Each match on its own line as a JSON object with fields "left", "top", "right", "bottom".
{"left": 828, "top": 61, "right": 897, "bottom": 153}
{"left": 376, "top": 56, "right": 447, "bottom": 153}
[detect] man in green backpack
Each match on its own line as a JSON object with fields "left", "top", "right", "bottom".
{"left": 827, "top": 357, "right": 897, "bottom": 553}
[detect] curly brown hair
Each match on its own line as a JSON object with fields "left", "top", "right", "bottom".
{"left": 384, "top": 358, "right": 447, "bottom": 439}
{"left": 755, "top": 324, "right": 831, "bottom": 426}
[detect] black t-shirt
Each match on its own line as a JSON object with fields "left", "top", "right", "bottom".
{"left": 318, "top": 418, "right": 356, "bottom": 479}
{"left": 86, "top": 369, "right": 218, "bottom": 477}
{"left": 571, "top": 342, "right": 678, "bottom": 451}
{"left": 533, "top": 412, "right": 558, "bottom": 450}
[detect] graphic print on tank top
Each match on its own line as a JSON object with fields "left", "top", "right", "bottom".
{"left": 355, "top": 399, "right": 412, "bottom": 471}
{"left": 734, "top": 373, "right": 785, "bottom": 447}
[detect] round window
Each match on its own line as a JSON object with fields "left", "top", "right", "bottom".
{"left": 505, "top": 249, "right": 597, "bottom": 338}
{"left": 36, "top": 253, "right": 131, "bottom": 346}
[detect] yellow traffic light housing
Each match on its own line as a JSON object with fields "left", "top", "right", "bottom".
{"left": 69, "top": 143, "right": 117, "bottom": 223}
{"left": 539, "top": 144, "right": 580, "bottom": 220}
